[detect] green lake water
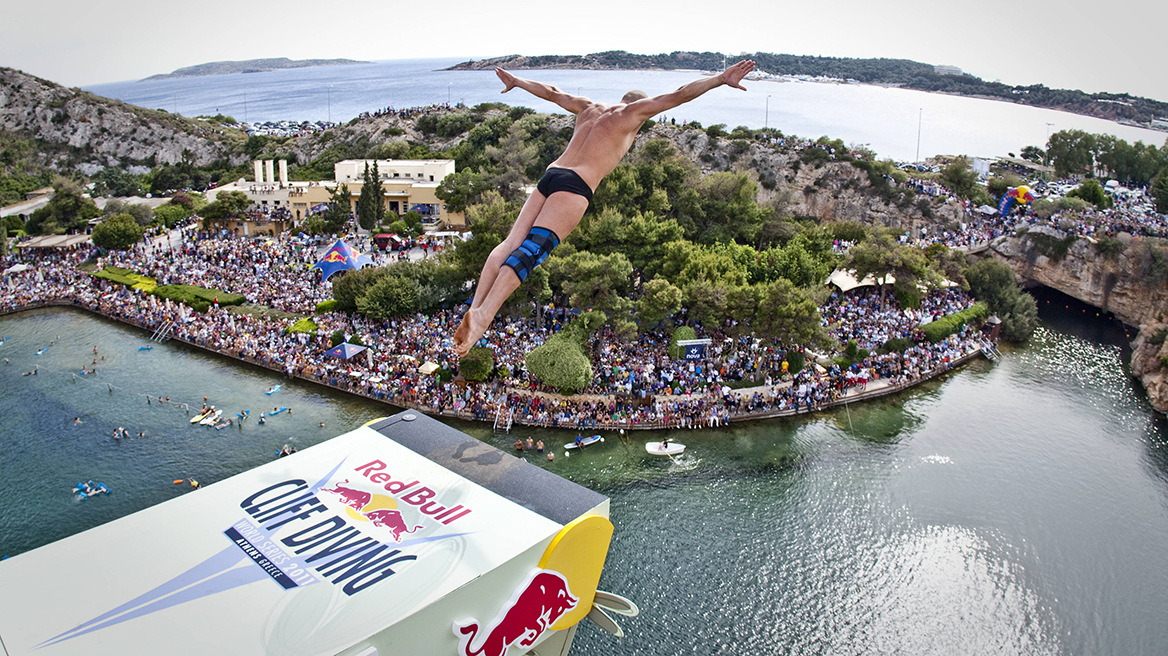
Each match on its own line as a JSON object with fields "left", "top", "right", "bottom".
{"left": 2, "top": 294, "right": 1166, "bottom": 655}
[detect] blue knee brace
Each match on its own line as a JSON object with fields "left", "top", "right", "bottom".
{"left": 503, "top": 227, "right": 560, "bottom": 282}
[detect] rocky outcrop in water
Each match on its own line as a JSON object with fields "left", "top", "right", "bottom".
{"left": 1130, "top": 323, "right": 1168, "bottom": 413}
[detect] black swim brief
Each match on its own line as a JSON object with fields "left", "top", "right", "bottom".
{"left": 537, "top": 167, "right": 593, "bottom": 202}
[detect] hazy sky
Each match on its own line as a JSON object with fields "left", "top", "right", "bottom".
{"left": 2, "top": 0, "right": 1163, "bottom": 102}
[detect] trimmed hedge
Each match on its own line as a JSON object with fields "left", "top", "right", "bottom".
{"left": 921, "top": 302, "right": 989, "bottom": 343}
{"left": 287, "top": 318, "right": 319, "bottom": 334}
{"left": 92, "top": 266, "right": 156, "bottom": 292}
{"left": 150, "top": 284, "right": 244, "bottom": 313}
{"left": 315, "top": 299, "right": 339, "bottom": 314}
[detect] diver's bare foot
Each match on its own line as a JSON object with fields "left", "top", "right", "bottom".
{"left": 453, "top": 311, "right": 472, "bottom": 357}
{"left": 454, "top": 308, "right": 491, "bottom": 358}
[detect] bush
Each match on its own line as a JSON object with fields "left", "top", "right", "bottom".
{"left": 920, "top": 303, "right": 989, "bottom": 343}
{"left": 287, "top": 318, "right": 318, "bottom": 334}
{"left": 668, "top": 326, "right": 697, "bottom": 359}
{"left": 315, "top": 299, "right": 339, "bottom": 314}
{"left": 1094, "top": 236, "right": 1125, "bottom": 260}
{"left": 785, "top": 350, "right": 805, "bottom": 374}
{"left": 525, "top": 334, "right": 593, "bottom": 394}
{"left": 330, "top": 330, "right": 345, "bottom": 347}
{"left": 878, "top": 337, "right": 913, "bottom": 354}
{"left": 459, "top": 346, "right": 494, "bottom": 381}
{"left": 834, "top": 339, "right": 870, "bottom": 367}
{"left": 1027, "top": 232, "right": 1077, "bottom": 262}
{"left": 150, "top": 284, "right": 244, "bottom": 313}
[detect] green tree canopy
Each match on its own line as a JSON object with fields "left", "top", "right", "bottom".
{"left": 356, "top": 273, "right": 421, "bottom": 319}
{"left": 199, "top": 191, "right": 250, "bottom": 220}
{"left": 357, "top": 162, "right": 385, "bottom": 231}
{"left": 1152, "top": 171, "right": 1168, "bottom": 214}
{"left": 435, "top": 170, "right": 491, "bottom": 214}
{"left": 1067, "top": 179, "right": 1113, "bottom": 210}
{"left": 25, "top": 178, "right": 101, "bottom": 235}
{"left": 91, "top": 213, "right": 145, "bottom": 250}
{"left": 846, "top": 231, "right": 934, "bottom": 308}
{"left": 635, "top": 277, "right": 682, "bottom": 328}
{"left": 323, "top": 184, "right": 351, "bottom": 232}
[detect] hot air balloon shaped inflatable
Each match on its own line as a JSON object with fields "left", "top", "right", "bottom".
{"left": 998, "top": 186, "right": 1036, "bottom": 218}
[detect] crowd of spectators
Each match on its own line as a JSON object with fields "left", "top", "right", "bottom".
{"left": 0, "top": 225, "right": 992, "bottom": 430}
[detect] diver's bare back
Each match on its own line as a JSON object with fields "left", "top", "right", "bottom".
{"left": 548, "top": 103, "right": 644, "bottom": 190}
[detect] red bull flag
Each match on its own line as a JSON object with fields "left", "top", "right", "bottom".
{"left": 310, "top": 239, "right": 373, "bottom": 282}
{"left": 998, "top": 185, "right": 1036, "bottom": 218}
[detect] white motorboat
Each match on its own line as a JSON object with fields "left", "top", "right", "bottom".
{"left": 645, "top": 441, "right": 685, "bottom": 456}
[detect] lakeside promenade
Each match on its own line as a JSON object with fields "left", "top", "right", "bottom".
{"left": 1, "top": 297, "right": 987, "bottom": 431}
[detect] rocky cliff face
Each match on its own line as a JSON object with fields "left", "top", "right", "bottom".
{"left": 642, "top": 125, "right": 936, "bottom": 227}
{"left": 0, "top": 67, "right": 244, "bottom": 172}
{"left": 989, "top": 226, "right": 1168, "bottom": 326}
{"left": 988, "top": 227, "right": 1168, "bottom": 413}
{"left": 1130, "top": 323, "right": 1168, "bottom": 413}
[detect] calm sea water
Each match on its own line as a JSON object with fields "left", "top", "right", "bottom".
{"left": 2, "top": 293, "right": 1167, "bottom": 655}
{"left": 84, "top": 58, "right": 1167, "bottom": 163}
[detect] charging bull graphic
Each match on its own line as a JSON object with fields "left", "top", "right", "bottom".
{"left": 453, "top": 569, "right": 578, "bottom": 656}
{"left": 363, "top": 508, "right": 423, "bottom": 542}
{"left": 320, "top": 479, "right": 372, "bottom": 511}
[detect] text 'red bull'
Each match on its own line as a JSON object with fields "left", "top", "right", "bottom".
{"left": 453, "top": 569, "right": 578, "bottom": 656}
{"left": 354, "top": 460, "right": 472, "bottom": 525}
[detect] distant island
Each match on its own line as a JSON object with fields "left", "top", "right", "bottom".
{"left": 448, "top": 51, "right": 1168, "bottom": 130}
{"left": 142, "top": 58, "right": 369, "bottom": 81}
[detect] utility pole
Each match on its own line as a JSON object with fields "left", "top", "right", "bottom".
{"left": 765, "top": 95, "right": 771, "bottom": 130}
{"left": 243, "top": 88, "right": 248, "bottom": 125}
{"left": 915, "top": 108, "right": 923, "bottom": 164}
{"left": 328, "top": 85, "right": 332, "bottom": 123}
{"left": 447, "top": 82, "right": 452, "bottom": 105}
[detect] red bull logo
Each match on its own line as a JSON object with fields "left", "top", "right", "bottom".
{"left": 363, "top": 508, "right": 423, "bottom": 542}
{"left": 453, "top": 569, "right": 578, "bottom": 656}
{"left": 321, "top": 250, "right": 348, "bottom": 263}
{"left": 320, "top": 478, "right": 432, "bottom": 542}
{"left": 320, "top": 479, "right": 371, "bottom": 511}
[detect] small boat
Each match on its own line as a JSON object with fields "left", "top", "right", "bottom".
{"left": 138, "top": 346, "right": 153, "bottom": 351}
{"left": 199, "top": 409, "right": 222, "bottom": 426}
{"left": 190, "top": 410, "right": 212, "bottom": 424}
{"left": 265, "top": 385, "right": 282, "bottom": 395}
{"left": 270, "top": 406, "right": 289, "bottom": 415}
{"left": 646, "top": 441, "right": 685, "bottom": 456}
{"left": 565, "top": 435, "right": 604, "bottom": 450}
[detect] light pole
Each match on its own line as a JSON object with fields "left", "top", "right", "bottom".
{"left": 765, "top": 95, "right": 771, "bottom": 130}
{"left": 243, "top": 88, "right": 248, "bottom": 125}
{"left": 915, "top": 108, "right": 923, "bottom": 164}
{"left": 328, "top": 85, "right": 332, "bottom": 123}
{"left": 447, "top": 83, "right": 452, "bottom": 106}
